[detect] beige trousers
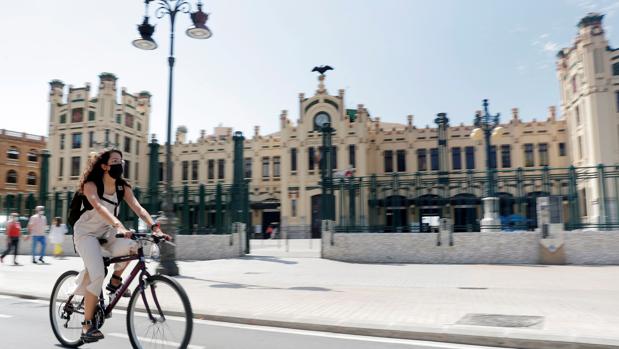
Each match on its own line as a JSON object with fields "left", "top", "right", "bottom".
{"left": 74, "top": 232, "right": 138, "bottom": 297}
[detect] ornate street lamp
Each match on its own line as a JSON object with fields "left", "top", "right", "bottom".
{"left": 320, "top": 123, "right": 335, "bottom": 223}
{"left": 471, "top": 99, "right": 504, "bottom": 232}
{"left": 133, "top": 0, "right": 212, "bottom": 276}
{"left": 435, "top": 113, "right": 451, "bottom": 232}
{"left": 186, "top": 2, "right": 212, "bottom": 39}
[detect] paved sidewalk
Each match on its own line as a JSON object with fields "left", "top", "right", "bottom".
{"left": 1, "top": 251, "right": 619, "bottom": 348}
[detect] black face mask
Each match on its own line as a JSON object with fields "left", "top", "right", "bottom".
{"left": 108, "top": 164, "right": 124, "bottom": 179}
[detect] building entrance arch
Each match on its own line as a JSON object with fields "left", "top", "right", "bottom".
{"left": 451, "top": 193, "right": 479, "bottom": 232}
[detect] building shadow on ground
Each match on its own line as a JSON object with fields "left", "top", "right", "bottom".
{"left": 241, "top": 255, "right": 299, "bottom": 265}
{"left": 175, "top": 275, "right": 334, "bottom": 292}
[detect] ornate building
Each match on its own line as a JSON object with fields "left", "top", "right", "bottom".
{"left": 44, "top": 13, "right": 619, "bottom": 234}
{"left": 0, "top": 129, "right": 47, "bottom": 214}
{"left": 46, "top": 73, "right": 151, "bottom": 193}
{"left": 163, "top": 71, "right": 572, "bottom": 235}
{"left": 556, "top": 13, "right": 619, "bottom": 224}
{"left": 160, "top": 13, "right": 618, "bottom": 235}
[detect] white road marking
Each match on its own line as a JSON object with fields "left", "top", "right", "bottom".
{"left": 0, "top": 314, "right": 13, "bottom": 318}
{"left": 108, "top": 333, "right": 204, "bottom": 349}
{"left": 0, "top": 295, "right": 47, "bottom": 304}
{"left": 21, "top": 299, "right": 47, "bottom": 304}
{"left": 1, "top": 294, "right": 500, "bottom": 348}
{"left": 111, "top": 309, "right": 499, "bottom": 347}
{"left": 189, "top": 321, "right": 501, "bottom": 348}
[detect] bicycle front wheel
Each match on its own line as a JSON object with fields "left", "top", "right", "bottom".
{"left": 126, "top": 275, "right": 193, "bottom": 349}
{"left": 49, "top": 270, "right": 84, "bottom": 348}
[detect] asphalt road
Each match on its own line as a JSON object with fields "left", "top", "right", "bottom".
{"left": 0, "top": 294, "right": 509, "bottom": 349}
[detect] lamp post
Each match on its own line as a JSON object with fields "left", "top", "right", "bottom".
{"left": 435, "top": 113, "right": 452, "bottom": 243}
{"left": 471, "top": 99, "right": 503, "bottom": 232}
{"left": 320, "top": 123, "right": 335, "bottom": 222}
{"left": 133, "top": 0, "right": 212, "bottom": 276}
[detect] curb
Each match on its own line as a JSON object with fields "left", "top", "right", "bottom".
{"left": 3, "top": 291, "right": 617, "bottom": 349}
{"left": 192, "top": 315, "right": 618, "bottom": 349}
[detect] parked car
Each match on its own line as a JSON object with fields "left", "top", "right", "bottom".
{"left": 500, "top": 214, "right": 528, "bottom": 232}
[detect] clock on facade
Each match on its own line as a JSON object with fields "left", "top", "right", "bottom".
{"left": 314, "top": 112, "right": 331, "bottom": 130}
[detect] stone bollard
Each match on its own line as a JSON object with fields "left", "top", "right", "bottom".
{"left": 321, "top": 220, "right": 335, "bottom": 258}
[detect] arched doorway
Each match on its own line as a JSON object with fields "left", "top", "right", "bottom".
{"left": 384, "top": 195, "right": 408, "bottom": 232}
{"left": 258, "top": 199, "right": 280, "bottom": 239}
{"left": 451, "top": 193, "right": 479, "bottom": 232}
{"left": 497, "top": 192, "right": 515, "bottom": 217}
{"left": 417, "top": 194, "right": 442, "bottom": 232}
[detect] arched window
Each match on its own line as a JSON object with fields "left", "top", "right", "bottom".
{"left": 7, "top": 147, "right": 19, "bottom": 160}
{"left": 28, "top": 150, "right": 38, "bottom": 162}
{"left": 6, "top": 170, "right": 17, "bottom": 184}
{"left": 27, "top": 172, "right": 37, "bottom": 186}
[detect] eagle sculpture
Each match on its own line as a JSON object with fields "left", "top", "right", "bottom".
{"left": 312, "top": 65, "right": 334, "bottom": 76}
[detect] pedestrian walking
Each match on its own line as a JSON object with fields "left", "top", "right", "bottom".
{"left": 27, "top": 205, "right": 48, "bottom": 264}
{"left": 1, "top": 213, "right": 23, "bottom": 265}
{"left": 266, "top": 225, "right": 273, "bottom": 239}
{"left": 49, "top": 216, "right": 67, "bottom": 259}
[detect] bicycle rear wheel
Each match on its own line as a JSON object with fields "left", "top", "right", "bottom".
{"left": 49, "top": 270, "right": 84, "bottom": 348}
{"left": 126, "top": 275, "right": 193, "bottom": 349}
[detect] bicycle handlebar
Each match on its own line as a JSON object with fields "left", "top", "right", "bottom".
{"left": 115, "top": 230, "right": 175, "bottom": 246}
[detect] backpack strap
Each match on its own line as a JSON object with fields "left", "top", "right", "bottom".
{"left": 99, "top": 180, "right": 126, "bottom": 217}
{"left": 100, "top": 197, "right": 119, "bottom": 206}
{"left": 116, "top": 179, "right": 125, "bottom": 201}
{"left": 96, "top": 180, "right": 126, "bottom": 217}
{"left": 114, "top": 180, "right": 125, "bottom": 217}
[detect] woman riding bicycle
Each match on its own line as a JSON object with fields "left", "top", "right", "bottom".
{"left": 73, "top": 149, "right": 168, "bottom": 343}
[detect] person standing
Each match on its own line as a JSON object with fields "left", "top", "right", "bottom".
{"left": 271, "top": 225, "right": 278, "bottom": 239}
{"left": 49, "top": 217, "right": 68, "bottom": 259}
{"left": 1, "top": 213, "right": 23, "bottom": 265}
{"left": 28, "top": 205, "right": 48, "bottom": 264}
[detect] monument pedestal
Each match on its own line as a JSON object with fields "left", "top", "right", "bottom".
{"left": 480, "top": 197, "right": 501, "bottom": 232}
{"left": 537, "top": 196, "right": 566, "bottom": 264}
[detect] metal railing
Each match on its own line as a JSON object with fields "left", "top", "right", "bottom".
{"left": 1, "top": 182, "right": 248, "bottom": 236}
{"left": 328, "top": 165, "right": 619, "bottom": 233}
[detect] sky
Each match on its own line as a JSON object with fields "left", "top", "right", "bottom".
{"left": 1, "top": 0, "right": 619, "bottom": 141}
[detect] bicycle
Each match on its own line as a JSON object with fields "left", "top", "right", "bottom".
{"left": 49, "top": 231, "right": 193, "bottom": 348}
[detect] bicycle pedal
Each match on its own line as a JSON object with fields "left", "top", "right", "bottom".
{"left": 105, "top": 312, "right": 112, "bottom": 319}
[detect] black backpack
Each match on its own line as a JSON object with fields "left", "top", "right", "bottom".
{"left": 67, "top": 179, "right": 126, "bottom": 228}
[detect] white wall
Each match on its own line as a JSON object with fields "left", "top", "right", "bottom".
{"left": 564, "top": 231, "right": 619, "bottom": 264}
{"left": 0, "top": 231, "right": 246, "bottom": 261}
{"left": 322, "top": 230, "right": 619, "bottom": 265}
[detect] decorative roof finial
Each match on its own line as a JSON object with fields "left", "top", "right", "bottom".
{"left": 312, "top": 65, "right": 333, "bottom": 95}
{"left": 311, "top": 65, "right": 333, "bottom": 76}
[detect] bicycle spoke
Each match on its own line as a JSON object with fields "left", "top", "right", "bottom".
{"left": 127, "top": 275, "right": 193, "bottom": 349}
{"left": 50, "top": 270, "right": 85, "bottom": 347}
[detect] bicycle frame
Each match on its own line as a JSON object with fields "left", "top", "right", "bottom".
{"left": 59, "top": 235, "right": 167, "bottom": 329}
{"left": 102, "top": 240, "right": 166, "bottom": 323}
